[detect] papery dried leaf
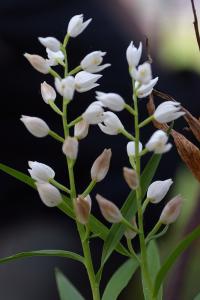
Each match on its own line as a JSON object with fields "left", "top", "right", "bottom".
{"left": 153, "top": 89, "right": 175, "bottom": 102}
{"left": 171, "top": 130, "right": 200, "bottom": 182}
{"left": 182, "top": 107, "right": 200, "bottom": 142}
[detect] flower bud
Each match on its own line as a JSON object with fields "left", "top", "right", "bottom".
{"left": 38, "top": 37, "right": 61, "bottom": 52}
{"left": 154, "top": 101, "right": 185, "bottom": 123}
{"left": 75, "top": 71, "right": 102, "bottom": 93}
{"left": 137, "top": 77, "right": 159, "bottom": 98}
{"left": 134, "top": 62, "right": 152, "bottom": 84}
{"left": 62, "top": 137, "right": 79, "bottom": 160}
{"left": 55, "top": 76, "right": 75, "bottom": 100}
{"left": 24, "top": 53, "right": 50, "bottom": 74}
{"left": 46, "top": 48, "right": 64, "bottom": 66}
{"left": 82, "top": 102, "right": 104, "bottom": 124}
{"left": 36, "top": 182, "right": 62, "bottom": 207}
{"left": 98, "top": 111, "right": 124, "bottom": 135}
{"left": 81, "top": 51, "right": 110, "bottom": 73}
{"left": 96, "top": 194, "right": 122, "bottom": 223}
{"left": 20, "top": 115, "right": 49, "bottom": 138}
{"left": 147, "top": 179, "right": 173, "bottom": 203}
{"left": 41, "top": 81, "right": 56, "bottom": 104}
{"left": 28, "top": 161, "right": 55, "bottom": 183}
{"left": 123, "top": 167, "right": 139, "bottom": 190}
{"left": 91, "top": 148, "right": 112, "bottom": 182}
{"left": 145, "top": 130, "right": 172, "bottom": 154}
{"left": 74, "top": 119, "right": 89, "bottom": 140}
{"left": 159, "top": 195, "right": 183, "bottom": 224}
{"left": 124, "top": 217, "right": 138, "bottom": 240}
{"left": 95, "top": 91, "right": 125, "bottom": 111}
{"left": 126, "top": 141, "right": 143, "bottom": 156}
{"left": 67, "top": 14, "right": 92, "bottom": 38}
{"left": 73, "top": 195, "right": 91, "bottom": 224}
{"left": 126, "top": 41, "right": 142, "bottom": 69}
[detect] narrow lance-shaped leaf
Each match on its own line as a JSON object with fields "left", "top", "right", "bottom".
{"left": 153, "top": 225, "right": 200, "bottom": 297}
{"left": 55, "top": 268, "right": 85, "bottom": 300}
{"left": 102, "top": 258, "right": 139, "bottom": 300}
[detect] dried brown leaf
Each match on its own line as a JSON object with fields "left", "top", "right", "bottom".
{"left": 182, "top": 107, "right": 200, "bottom": 142}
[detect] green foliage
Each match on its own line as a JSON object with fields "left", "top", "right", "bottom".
{"left": 194, "top": 293, "right": 200, "bottom": 300}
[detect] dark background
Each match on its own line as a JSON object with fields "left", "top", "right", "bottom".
{"left": 0, "top": 0, "right": 199, "bottom": 299}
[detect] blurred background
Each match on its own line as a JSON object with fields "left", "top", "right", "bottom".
{"left": 0, "top": 0, "right": 199, "bottom": 299}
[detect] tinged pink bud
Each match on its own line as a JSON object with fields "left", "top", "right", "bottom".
{"left": 124, "top": 217, "right": 138, "bottom": 240}
{"left": 41, "top": 81, "right": 56, "bottom": 104}
{"left": 74, "top": 119, "right": 89, "bottom": 140}
{"left": 91, "top": 149, "right": 112, "bottom": 182}
{"left": 24, "top": 53, "right": 50, "bottom": 74}
{"left": 123, "top": 167, "right": 139, "bottom": 190}
{"left": 20, "top": 115, "right": 50, "bottom": 138}
{"left": 62, "top": 137, "right": 79, "bottom": 160}
{"left": 96, "top": 194, "right": 122, "bottom": 223}
{"left": 73, "top": 195, "right": 91, "bottom": 224}
{"left": 159, "top": 195, "right": 183, "bottom": 224}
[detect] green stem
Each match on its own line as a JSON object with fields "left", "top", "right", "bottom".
{"left": 124, "top": 104, "right": 136, "bottom": 116}
{"left": 49, "top": 68, "right": 61, "bottom": 79}
{"left": 119, "top": 128, "right": 135, "bottom": 141}
{"left": 49, "top": 178, "right": 70, "bottom": 194}
{"left": 68, "top": 116, "right": 83, "bottom": 128}
{"left": 142, "top": 197, "right": 151, "bottom": 213}
{"left": 127, "top": 238, "right": 141, "bottom": 264}
{"left": 48, "top": 130, "right": 64, "bottom": 143}
{"left": 68, "top": 65, "right": 82, "bottom": 75}
{"left": 140, "top": 148, "right": 149, "bottom": 157}
{"left": 121, "top": 217, "right": 140, "bottom": 233}
{"left": 138, "top": 115, "right": 154, "bottom": 128}
{"left": 49, "top": 100, "right": 63, "bottom": 116}
{"left": 82, "top": 180, "right": 97, "bottom": 198}
{"left": 146, "top": 221, "right": 162, "bottom": 242}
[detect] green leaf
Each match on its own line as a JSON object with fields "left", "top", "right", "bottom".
{"left": 55, "top": 268, "right": 85, "bottom": 300}
{"left": 194, "top": 293, "right": 200, "bottom": 300}
{"left": 0, "top": 250, "right": 84, "bottom": 265}
{"left": 101, "top": 154, "right": 162, "bottom": 266}
{"left": 102, "top": 258, "right": 139, "bottom": 300}
{"left": 153, "top": 225, "right": 200, "bottom": 297}
{"left": 0, "top": 162, "right": 129, "bottom": 257}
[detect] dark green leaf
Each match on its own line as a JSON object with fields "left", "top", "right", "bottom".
{"left": 102, "top": 258, "right": 139, "bottom": 300}
{"left": 55, "top": 268, "right": 85, "bottom": 300}
{"left": 194, "top": 293, "right": 200, "bottom": 300}
{"left": 101, "top": 154, "right": 162, "bottom": 266}
{"left": 153, "top": 225, "right": 200, "bottom": 297}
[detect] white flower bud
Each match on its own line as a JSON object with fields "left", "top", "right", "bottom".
{"left": 46, "top": 48, "right": 64, "bottom": 66}
{"left": 96, "top": 194, "right": 122, "bottom": 223}
{"left": 123, "top": 167, "right": 139, "bottom": 190}
{"left": 81, "top": 51, "right": 110, "bottom": 73}
{"left": 98, "top": 111, "right": 124, "bottom": 135}
{"left": 24, "top": 53, "right": 50, "bottom": 74}
{"left": 159, "top": 195, "right": 183, "bottom": 224}
{"left": 38, "top": 37, "right": 61, "bottom": 52}
{"left": 124, "top": 217, "right": 138, "bottom": 240}
{"left": 55, "top": 76, "right": 75, "bottom": 100}
{"left": 67, "top": 14, "right": 92, "bottom": 38}
{"left": 91, "top": 149, "right": 112, "bottom": 182}
{"left": 74, "top": 119, "right": 89, "bottom": 140}
{"left": 73, "top": 195, "right": 91, "bottom": 224}
{"left": 82, "top": 102, "right": 104, "bottom": 124}
{"left": 146, "top": 130, "right": 172, "bottom": 154}
{"left": 20, "top": 115, "right": 49, "bottom": 138}
{"left": 133, "top": 62, "right": 152, "bottom": 84}
{"left": 36, "top": 182, "right": 62, "bottom": 207}
{"left": 137, "top": 77, "right": 159, "bottom": 98}
{"left": 147, "top": 179, "right": 173, "bottom": 203}
{"left": 126, "top": 41, "right": 142, "bottom": 69}
{"left": 62, "top": 137, "right": 79, "bottom": 160}
{"left": 75, "top": 71, "right": 102, "bottom": 93}
{"left": 95, "top": 91, "right": 125, "bottom": 111}
{"left": 28, "top": 161, "right": 55, "bottom": 183}
{"left": 126, "top": 141, "right": 143, "bottom": 156}
{"left": 41, "top": 81, "right": 56, "bottom": 104}
{"left": 154, "top": 101, "right": 185, "bottom": 123}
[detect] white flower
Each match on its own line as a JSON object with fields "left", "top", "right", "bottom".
{"left": 145, "top": 130, "right": 172, "bottom": 154}
{"left": 98, "top": 111, "right": 124, "bottom": 135}
{"left": 74, "top": 119, "right": 89, "bottom": 140}
{"left": 81, "top": 51, "right": 111, "bottom": 73}
{"left": 133, "top": 62, "right": 152, "bottom": 84}
{"left": 28, "top": 161, "right": 55, "bottom": 183}
{"left": 36, "top": 182, "right": 62, "bottom": 207}
{"left": 67, "top": 14, "right": 92, "bottom": 38}
{"left": 154, "top": 101, "right": 185, "bottom": 123}
{"left": 41, "top": 81, "right": 56, "bottom": 104}
{"left": 127, "top": 141, "right": 143, "bottom": 156}
{"left": 137, "top": 77, "right": 159, "bottom": 98}
{"left": 96, "top": 194, "right": 123, "bottom": 223}
{"left": 20, "top": 115, "right": 49, "bottom": 138}
{"left": 46, "top": 48, "right": 64, "bottom": 66}
{"left": 62, "top": 137, "right": 79, "bottom": 160}
{"left": 95, "top": 91, "right": 125, "bottom": 111}
{"left": 38, "top": 37, "right": 61, "bottom": 52}
{"left": 147, "top": 179, "right": 173, "bottom": 203}
{"left": 91, "top": 149, "right": 112, "bottom": 182}
{"left": 24, "top": 53, "right": 50, "bottom": 74}
{"left": 55, "top": 76, "right": 75, "bottom": 100}
{"left": 73, "top": 195, "right": 92, "bottom": 224}
{"left": 75, "top": 71, "right": 102, "bottom": 92}
{"left": 159, "top": 195, "right": 183, "bottom": 224}
{"left": 126, "top": 41, "right": 142, "bottom": 70}
{"left": 82, "top": 102, "right": 104, "bottom": 124}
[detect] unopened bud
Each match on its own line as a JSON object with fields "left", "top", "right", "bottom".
{"left": 74, "top": 119, "right": 89, "bottom": 140}
{"left": 96, "top": 194, "right": 122, "bottom": 223}
{"left": 38, "top": 37, "right": 61, "bottom": 52}
{"left": 123, "top": 167, "right": 139, "bottom": 190}
{"left": 62, "top": 137, "right": 79, "bottom": 160}
{"left": 147, "top": 179, "right": 173, "bottom": 203}
{"left": 124, "top": 217, "right": 138, "bottom": 240}
{"left": 73, "top": 195, "right": 91, "bottom": 224}
{"left": 91, "top": 149, "right": 112, "bottom": 182}
{"left": 159, "top": 195, "right": 183, "bottom": 224}
{"left": 36, "top": 182, "right": 62, "bottom": 207}
{"left": 20, "top": 115, "right": 50, "bottom": 138}
{"left": 24, "top": 53, "right": 50, "bottom": 74}
{"left": 41, "top": 81, "right": 56, "bottom": 104}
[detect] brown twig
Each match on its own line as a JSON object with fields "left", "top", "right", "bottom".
{"left": 190, "top": 0, "right": 200, "bottom": 51}
{"left": 145, "top": 36, "right": 153, "bottom": 64}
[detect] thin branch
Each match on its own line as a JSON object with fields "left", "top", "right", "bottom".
{"left": 190, "top": 0, "right": 200, "bottom": 51}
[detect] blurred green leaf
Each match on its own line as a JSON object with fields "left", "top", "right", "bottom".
{"left": 102, "top": 258, "right": 139, "bottom": 300}
{"left": 194, "top": 293, "right": 200, "bottom": 300}
{"left": 55, "top": 268, "right": 85, "bottom": 300}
